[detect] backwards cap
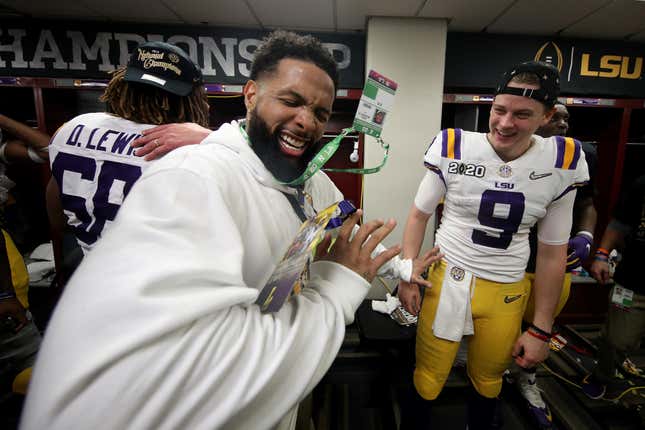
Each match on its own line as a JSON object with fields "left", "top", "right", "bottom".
{"left": 123, "top": 41, "right": 203, "bottom": 96}
{"left": 495, "top": 61, "right": 560, "bottom": 107}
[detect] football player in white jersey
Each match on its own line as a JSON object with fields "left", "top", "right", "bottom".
{"left": 46, "top": 41, "right": 209, "bottom": 282}
{"left": 398, "top": 61, "right": 589, "bottom": 429}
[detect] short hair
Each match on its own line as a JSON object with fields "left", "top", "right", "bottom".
{"left": 508, "top": 72, "right": 541, "bottom": 87}
{"left": 100, "top": 67, "right": 210, "bottom": 127}
{"left": 250, "top": 30, "right": 339, "bottom": 91}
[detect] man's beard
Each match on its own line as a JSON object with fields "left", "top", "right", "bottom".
{"left": 246, "top": 110, "right": 320, "bottom": 183}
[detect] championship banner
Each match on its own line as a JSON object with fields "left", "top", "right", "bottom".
{"left": 0, "top": 20, "right": 365, "bottom": 88}
{"left": 446, "top": 32, "right": 645, "bottom": 98}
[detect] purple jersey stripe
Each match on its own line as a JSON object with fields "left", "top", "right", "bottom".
{"left": 570, "top": 139, "right": 581, "bottom": 170}
{"left": 424, "top": 162, "right": 447, "bottom": 188}
{"left": 441, "top": 129, "right": 448, "bottom": 158}
{"left": 454, "top": 128, "right": 462, "bottom": 160}
{"left": 555, "top": 136, "right": 566, "bottom": 168}
{"left": 553, "top": 181, "right": 589, "bottom": 201}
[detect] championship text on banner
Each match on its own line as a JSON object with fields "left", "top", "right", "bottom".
{"left": 0, "top": 20, "right": 365, "bottom": 88}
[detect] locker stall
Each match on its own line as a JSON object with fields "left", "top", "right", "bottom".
{"left": 624, "top": 107, "right": 645, "bottom": 194}
{"left": 0, "top": 82, "right": 51, "bottom": 252}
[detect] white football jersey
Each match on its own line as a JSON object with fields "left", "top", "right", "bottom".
{"left": 423, "top": 128, "right": 589, "bottom": 282}
{"left": 49, "top": 112, "right": 152, "bottom": 253}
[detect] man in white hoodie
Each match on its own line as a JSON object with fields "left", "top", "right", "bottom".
{"left": 22, "top": 30, "right": 438, "bottom": 430}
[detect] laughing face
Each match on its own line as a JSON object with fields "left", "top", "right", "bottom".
{"left": 488, "top": 83, "right": 554, "bottom": 162}
{"left": 243, "top": 58, "right": 335, "bottom": 183}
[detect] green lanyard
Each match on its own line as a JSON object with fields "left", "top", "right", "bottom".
{"left": 323, "top": 138, "right": 389, "bottom": 175}
{"left": 239, "top": 121, "right": 388, "bottom": 185}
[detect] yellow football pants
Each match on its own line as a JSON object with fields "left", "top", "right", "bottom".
{"left": 414, "top": 261, "right": 530, "bottom": 399}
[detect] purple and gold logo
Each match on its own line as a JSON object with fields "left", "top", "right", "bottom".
{"left": 498, "top": 164, "right": 513, "bottom": 178}
{"left": 450, "top": 266, "right": 465, "bottom": 281}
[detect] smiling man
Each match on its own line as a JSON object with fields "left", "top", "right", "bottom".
{"left": 397, "top": 61, "right": 589, "bottom": 429}
{"left": 21, "top": 31, "right": 441, "bottom": 430}
{"left": 243, "top": 56, "right": 333, "bottom": 183}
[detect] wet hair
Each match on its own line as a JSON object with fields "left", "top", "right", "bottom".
{"left": 100, "top": 66, "right": 210, "bottom": 127}
{"left": 250, "top": 30, "right": 339, "bottom": 90}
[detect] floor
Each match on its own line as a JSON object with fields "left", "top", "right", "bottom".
{"left": 4, "top": 295, "right": 645, "bottom": 430}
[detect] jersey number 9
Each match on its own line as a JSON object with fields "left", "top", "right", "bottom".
{"left": 472, "top": 190, "right": 525, "bottom": 250}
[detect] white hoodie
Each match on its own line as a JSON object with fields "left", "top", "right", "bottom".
{"left": 21, "top": 121, "right": 403, "bottom": 430}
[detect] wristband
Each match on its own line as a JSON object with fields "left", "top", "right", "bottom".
{"left": 529, "top": 323, "right": 552, "bottom": 338}
{"left": 594, "top": 255, "right": 609, "bottom": 262}
{"left": 527, "top": 330, "right": 550, "bottom": 343}
{"left": 596, "top": 247, "right": 610, "bottom": 256}
{"left": 398, "top": 258, "right": 413, "bottom": 283}
{"left": 576, "top": 230, "right": 594, "bottom": 241}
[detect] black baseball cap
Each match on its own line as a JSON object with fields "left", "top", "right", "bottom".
{"left": 495, "top": 61, "right": 560, "bottom": 107}
{"left": 123, "top": 41, "right": 203, "bottom": 96}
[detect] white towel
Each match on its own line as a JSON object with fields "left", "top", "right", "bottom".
{"left": 371, "top": 293, "right": 401, "bottom": 314}
{"left": 432, "top": 262, "right": 474, "bottom": 342}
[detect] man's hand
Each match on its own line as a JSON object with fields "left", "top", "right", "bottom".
{"left": 590, "top": 258, "right": 611, "bottom": 284}
{"left": 398, "top": 280, "right": 422, "bottom": 316}
{"left": 131, "top": 123, "right": 212, "bottom": 161}
{"left": 512, "top": 331, "right": 549, "bottom": 368}
{"left": 398, "top": 247, "right": 443, "bottom": 315}
{"left": 315, "top": 210, "right": 400, "bottom": 282}
{"left": 566, "top": 232, "right": 592, "bottom": 269}
{"left": 0, "top": 296, "right": 28, "bottom": 333}
{"left": 410, "top": 246, "right": 443, "bottom": 288}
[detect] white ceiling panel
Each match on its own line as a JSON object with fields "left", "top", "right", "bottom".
{"left": 169, "top": 0, "right": 258, "bottom": 27}
{"left": 2, "top": 0, "right": 645, "bottom": 42}
{"left": 2, "top": 0, "right": 101, "bottom": 18}
{"left": 335, "top": 0, "right": 424, "bottom": 31}
{"left": 247, "top": 0, "right": 334, "bottom": 30}
{"left": 486, "top": 0, "right": 608, "bottom": 35}
{"left": 419, "top": 0, "right": 513, "bottom": 31}
{"left": 561, "top": 0, "right": 645, "bottom": 39}
{"left": 78, "top": 0, "right": 181, "bottom": 23}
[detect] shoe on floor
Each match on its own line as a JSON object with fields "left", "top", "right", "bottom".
{"left": 517, "top": 374, "right": 553, "bottom": 429}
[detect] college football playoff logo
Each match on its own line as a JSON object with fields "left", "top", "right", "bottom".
{"left": 534, "top": 41, "right": 564, "bottom": 73}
